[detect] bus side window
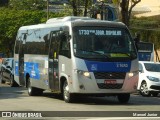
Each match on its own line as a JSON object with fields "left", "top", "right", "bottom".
{"left": 49, "top": 33, "right": 57, "bottom": 59}
{"left": 59, "top": 40, "right": 71, "bottom": 58}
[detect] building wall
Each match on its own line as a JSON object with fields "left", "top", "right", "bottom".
{"left": 133, "top": 0, "right": 160, "bottom": 17}
{"left": 136, "top": 0, "right": 160, "bottom": 11}
{"left": 154, "top": 50, "right": 160, "bottom": 62}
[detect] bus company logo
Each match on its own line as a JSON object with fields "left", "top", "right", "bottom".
{"left": 91, "top": 64, "right": 97, "bottom": 71}
{"left": 2, "top": 112, "right": 12, "bottom": 117}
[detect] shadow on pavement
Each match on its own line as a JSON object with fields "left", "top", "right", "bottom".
{"left": 0, "top": 83, "right": 27, "bottom": 99}
{"left": 42, "top": 92, "right": 160, "bottom": 105}
{"left": 1, "top": 83, "right": 160, "bottom": 105}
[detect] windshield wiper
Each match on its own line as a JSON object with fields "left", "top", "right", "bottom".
{"left": 84, "top": 50, "right": 109, "bottom": 58}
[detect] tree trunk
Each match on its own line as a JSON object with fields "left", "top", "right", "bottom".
{"left": 120, "top": 0, "right": 129, "bottom": 26}
{"left": 71, "top": 0, "right": 77, "bottom": 16}
{"left": 84, "top": 0, "right": 88, "bottom": 16}
{"left": 120, "top": 0, "right": 141, "bottom": 26}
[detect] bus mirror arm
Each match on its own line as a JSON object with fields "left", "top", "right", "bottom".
{"left": 60, "top": 31, "right": 71, "bottom": 43}
{"left": 67, "top": 35, "right": 71, "bottom": 42}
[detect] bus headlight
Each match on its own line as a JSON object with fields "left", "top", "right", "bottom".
{"left": 75, "top": 70, "right": 91, "bottom": 79}
{"left": 83, "top": 72, "right": 90, "bottom": 77}
{"left": 128, "top": 71, "right": 138, "bottom": 78}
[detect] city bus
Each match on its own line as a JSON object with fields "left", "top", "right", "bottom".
{"left": 14, "top": 16, "right": 139, "bottom": 103}
{"left": 137, "top": 42, "right": 154, "bottom": 61}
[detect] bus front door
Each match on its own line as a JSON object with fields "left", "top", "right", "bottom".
{"left": 48, "top": 32, "right": 59, "bottom": 91}
{"left": 19, "top": 35, "right": 25, "bottom": 86}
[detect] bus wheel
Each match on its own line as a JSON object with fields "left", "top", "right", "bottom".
{"left": 140, "top": 82, "right": 151, "bottom": 97}
{"left": 63, "top": 80, "right": 73, "bottom": 103}
{"left": 27, "top": 78, "right": 43, "bottom": 96}
{"left": 117, "top": 94, "right": 130, "bottom": 103}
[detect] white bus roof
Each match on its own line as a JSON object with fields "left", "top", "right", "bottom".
{"left": 18, "top": 16, "right": 125, "bottom": 31}
{"left": 46, "top": 16, "right": 96, "bottom": 24}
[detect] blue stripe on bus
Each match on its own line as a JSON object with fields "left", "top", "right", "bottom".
{"left": 24, "top": 62, "right": 40, "bottom": 80}
{"left": 138, "top": 52, "right": 151, "bottom": 61}
{"left": 15, "top": 61, "right": 40, "bottom": 80}
{"left": 84, "top": 60, "right": 131, "bottom": 72}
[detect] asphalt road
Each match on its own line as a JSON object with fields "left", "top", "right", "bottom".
{"left": 0, "top": 83, "right": 160, "bottom": 119}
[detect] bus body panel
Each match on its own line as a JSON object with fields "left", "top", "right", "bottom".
{"left": 14, "top": 54, "right": 20, "bottom": 85}
{"left": 68, "top": 57, "right": 138, "bottom": 93}
{"left": 58, "top": 55, "right": 73, "bottom": 91}
{"left": 24, "top": 54, "right": 49, "bottom": 90}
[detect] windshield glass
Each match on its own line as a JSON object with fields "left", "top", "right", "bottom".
{"left": 73, "top": 27, "right": 137, "bottom": 61}
{"left": 144, "top": 63, "right": 160, "bottom": 72}
{"left": 138, "top": 42, "right": 153, "bottom": 52}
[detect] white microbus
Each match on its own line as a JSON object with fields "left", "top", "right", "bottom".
{"left": 14, "top": 16, "right": 139, "bottom": 103}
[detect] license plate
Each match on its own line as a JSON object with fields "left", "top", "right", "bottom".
{"left": 104, "top": 80, "right": 117, "bottom": 84}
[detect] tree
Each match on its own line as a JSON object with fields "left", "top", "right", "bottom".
{"left": 67, "top": 0, "right": 92, "bottom": 16}
{"left": 9, "top": 0, "right": 45, "bottom": 10}
{"left": 130, "top": 16, "right": 160, "bottom": 49}
{"left": 0, "top": 7, "right": 64, "bottom": 57}
{"left": 70, "top": 0, "right": 78, "bottom": 16}
{"left": 120, "top": 0, "right": 141, "bottom": 26}
{"left": 0, "top": 0, "right": 9, "bottom": 7}
{"left": 83, "top": 0, "right": 89, "bottom": 16}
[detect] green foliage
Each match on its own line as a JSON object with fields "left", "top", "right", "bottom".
{"left": 64, "top": 0, "right": 93, "bottom": 16}
{"left": 0, "top": 7, "right": 64, "bottom": 56}
{"left": 130, "top": 17, "right": 160, "bottom": 28}
{"left": 130, "top": 16, "right": 160, "bottom": 49}
{"left": 0, "top": 0, "right": 9, "bottom": 7}
{"left": 9, "top": 0, "right": 46, "bottom": 10}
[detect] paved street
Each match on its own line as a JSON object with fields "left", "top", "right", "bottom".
{"left": 0, "top": 83, "right": 160, "bottom": 119}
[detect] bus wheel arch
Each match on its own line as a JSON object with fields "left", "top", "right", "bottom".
{"left": 26, "top": 74, "right": 43, "bottom": 96}
{"left": 60, "top": 76, "right": 66, "bottom": 94}
{"left": 60, "top": 76, "right": 74, "bottom": 103}
{"left": 25, "top": 73, "right": 30, "bottom": 88}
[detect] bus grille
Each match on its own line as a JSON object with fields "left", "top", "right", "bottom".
{"left": 94, "top": 72, "right": 126, "bottom": 79}
{"left": 97, "top": 83, "right": 123, "bottom": 89}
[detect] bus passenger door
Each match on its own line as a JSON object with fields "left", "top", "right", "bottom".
{"left": 48, "top": 31, "right": 59, "bottom": 91}
{"left": 18, "top": 34, "right": 26, "bottom": 86}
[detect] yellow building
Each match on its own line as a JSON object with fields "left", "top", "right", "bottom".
{"left": 132, "top": 0, "right": 160, "bottom": 17}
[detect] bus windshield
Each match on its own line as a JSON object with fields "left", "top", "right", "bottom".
{"left": 137, "top": 42, "right": 154, "bottom": 61}
{"left": 138, "top": 42, "right": 153, "bottom": 52}
{"left": 73, "top": 27, "right": 137, "bottom": 60}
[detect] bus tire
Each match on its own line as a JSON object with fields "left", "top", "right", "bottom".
{"left": 27, "top": 78, "right": 43, "bottom": 96}
{"left": 117, "top": 94, "right": 130, "bottom": 103}
{"left": 63, "top": 80, "right": 74, "bottom": 103}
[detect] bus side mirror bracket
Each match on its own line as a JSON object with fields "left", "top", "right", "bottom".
{"left": 59, "top": 31, "right": 71, "bottom": 43}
